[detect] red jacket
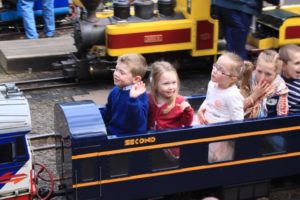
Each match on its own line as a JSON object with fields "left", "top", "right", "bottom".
{"left": 148, "top": 94, "right": 194, "bottom": 130}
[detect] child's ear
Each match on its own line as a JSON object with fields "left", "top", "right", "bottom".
{"left": 133, "top": 75, "right": 142, "bottom": 83}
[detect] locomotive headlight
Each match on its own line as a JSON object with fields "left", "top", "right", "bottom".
{"left": 89, "top": 66, "right": 95, "bottom": 76}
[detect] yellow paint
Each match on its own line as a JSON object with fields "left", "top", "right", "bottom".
{"left": 72, "top": 125, "right": 300, "bottom": 160}
{"left": 73, "top": 151, "right": 300, "bottom": 188}
{"left": 250, "top": 5, "right": 300, "bottom": 48}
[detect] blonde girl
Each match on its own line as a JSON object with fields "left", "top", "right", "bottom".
{"left": 198, "top": 52, "right": 244, "bottom": 125}
{"left": 197, "top": 52, "right": 244, "bottom": 163}
{"left": 148, "top": 61, "right": 194, "bottom": 130}
{"left": 248, "top": 49, "right": 289, "bottom": 118}
{"left": 148, "top": 61, "right": 194, "bottom": 160}
{"left": 240, "top": 61, "right": 273, "bottom": 118}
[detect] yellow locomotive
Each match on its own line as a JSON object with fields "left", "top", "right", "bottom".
{"left": 61, "top": 0, "right": 300, "bottom": 79}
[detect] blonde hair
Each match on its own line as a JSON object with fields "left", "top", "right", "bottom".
{"left": 150, "top": 61, "right": 179, "bottom": 114}
{"left": 257, "top": 49, "right": 283, "bottom": 74}
{"left": 222, "top": 51, "right": 244, "bottom": 77}
{"left": 117, "top": 53, "right": 147, "bottom": 77}
{"left": 279, "top": 44, "right": 300, "bottom": 63}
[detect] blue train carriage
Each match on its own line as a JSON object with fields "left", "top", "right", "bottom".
{"left": 55, "top": 96, "right": 300, "bottom": 200}
{"left": 0, "top": 0, "right": 69, "bottom": 23}
{"left": 0, "top": 83, "right": 33, "bottom": 200}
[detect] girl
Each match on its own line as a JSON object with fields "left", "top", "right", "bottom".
{"left": 240, "top": 61, "right": 273, "bottom": 118}
{"left": 148, "top": 61, "right": 194, "bottom": 160}
{"left": 197, "top": 52, "right": 244, "bottom": 163}
{"left": 247, "top": 50, "right": 289, "bottom": 118}
{"left": 198, "top": 52, "right": 244, "bottom": 125}
{"left": 148, "top": 61, "right": 194, "bottom": 130}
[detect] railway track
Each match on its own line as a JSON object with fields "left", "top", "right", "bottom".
{"left": 0, "top": 76, "right": 99, "bottom": 91}
{"left": 28, "top": 132, "right": 60, "bottom": 152}
{"left": 0, "top": 19, "right": 74, "bottom": 41}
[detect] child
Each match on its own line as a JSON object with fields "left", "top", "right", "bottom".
{"left": 248, "top": 49, "right": 289, "bottom": 118}
{"left": 148, "top": 61, "right": 194, "bottom": 130}
{"left": 100, "top": 53, "right": 148, "bottom": 134}
{"left": 279, "top": 44, "right": 300, "bottom": 113}
{"left": 197, "top": 52, "right": 244, "bottom": 163}
{"left": 198, "top": 52, "right": 244, "bottom": 125}
{"left": 240, "top": 61, "right": 273, "bottom": 118}
{"left": 148, "top": 61, "right": 194, "bottom": 160}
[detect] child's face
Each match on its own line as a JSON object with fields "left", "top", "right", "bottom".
{"left": 282, "top": 51, "right": 300, "bottom": 79}
{"left": 113, "top": 62, "right": 135, "bottom": 88}
{"left": 255, "top": 59, "right": 277, "bottom": 84}
{"left": 157, "top": 71, "right": 178, "bottom": 99}
{"left": 211, "top": 55, "right": 236, "bottom": 89}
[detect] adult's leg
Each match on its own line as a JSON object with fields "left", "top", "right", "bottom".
{"left": 217, "top": 7, "right": 252, "bottom": 60}
{"left": 42, "top": 0, "right": 55, "bottom": 37}
{"left": 20, "top": 0, "right": 38, "bottom": 39}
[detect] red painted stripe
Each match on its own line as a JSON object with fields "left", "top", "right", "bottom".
{"left": 107, "top": 29, "right": 191, "bottom": 49}
{"left": 196, "top": 20, "right": 214, "bottom": 50}
{"left": 286, "top": 26, "right": 300, "bottom": 39}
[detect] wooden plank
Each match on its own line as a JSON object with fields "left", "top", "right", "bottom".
{"left": 0, "top": 35, "right": 76, "bottom": 73}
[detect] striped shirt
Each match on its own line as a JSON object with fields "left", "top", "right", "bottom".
{"left": 283, "top": 77, "right": 300, "bottom": 113}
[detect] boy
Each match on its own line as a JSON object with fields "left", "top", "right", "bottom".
{"left": 101, "top": 53, "right": 148, "bottom": 134}
{"left": 279, "top": 44, "right": 300, "bottom": 113}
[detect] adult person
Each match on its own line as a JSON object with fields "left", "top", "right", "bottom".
{"left": 20, "top": 0, "right": 55, "bottom": 39}
{"left": 211, "top": 0, "right": 281, "bottom": 60}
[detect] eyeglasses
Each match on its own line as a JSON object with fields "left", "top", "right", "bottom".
{"left": 212, "top": 64, "right": 235, "bottom": 77}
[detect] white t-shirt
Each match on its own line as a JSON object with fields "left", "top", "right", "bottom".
{"left": 201, "top": 81, "right": 244, "bottom": 124}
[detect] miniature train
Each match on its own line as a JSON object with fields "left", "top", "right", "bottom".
{"left": 0, "top": 83, "right": 33, "bottom": 199}
{"left": 54, "top": 96, "right": 300, "bottom": 200}
{"left": 58, "top": 0, "right": 300, "bottom": 79}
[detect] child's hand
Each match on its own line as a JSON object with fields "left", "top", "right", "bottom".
{"left": 178, "top": 101, "right": 191, "bottom": 111}
{"left": 198, "top": 108, "right": 208, "bottom": 125}
{"left": 130, "top": 81, "right": 146, "bottom": 98}
{"left": 252, "top": 80, "right": 272, "bottom": 100}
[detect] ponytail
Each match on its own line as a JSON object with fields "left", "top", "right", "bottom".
{"left": 239, "top": 61, "right": 254, "bottom": 97}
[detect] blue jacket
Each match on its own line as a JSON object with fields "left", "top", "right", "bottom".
{"left": 212, "top": 0, "right": 280, "bottom": 16}
{"left": 100, "top": 86, "right": 148, "bottom": 135}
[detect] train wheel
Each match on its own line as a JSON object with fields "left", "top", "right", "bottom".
{"left": 33, "top": 162, "right": 54, "bottom": 200}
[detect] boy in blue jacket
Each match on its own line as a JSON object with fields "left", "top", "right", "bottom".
{"left": 212, "top": 0, "right": 281, "bottom": 60}
{"left": 101, "top": 53, "right": 148, "bottom": 134}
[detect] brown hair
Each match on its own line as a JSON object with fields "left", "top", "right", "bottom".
{"left": 117, "top": 53, "right": 147, "bottom": 77}
{"left": 257, "top": 49, "right": 283, "bottom": 74}
{"left": 279, "top": 44, "right": 300, "bottom": 63}
{"left": 239, "top": 61, "right": 254, "bottom": 97}
{"left": 150, "top": 61, "right": 179, "bottom": 114}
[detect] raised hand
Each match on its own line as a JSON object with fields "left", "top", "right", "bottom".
{"left": 130, "top": 81, "right": 146, "bottom": 98}
{"left": 252, "top": 80, "right": 273, "bottom": 101}
{"left": 178, "top": 101, "right": 192, "bottom": 111}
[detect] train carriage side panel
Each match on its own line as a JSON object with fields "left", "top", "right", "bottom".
{"left": 98, "top": 115, "right": 300, "bottom": 200}
{"left": 106, "top": 19, "right": 193, "bottom": 57}
{"left": 55, "top": 95, "right": 300, "bottom": 200}
{"left": 54, "top": 100, "right": 107, "bottom": 200}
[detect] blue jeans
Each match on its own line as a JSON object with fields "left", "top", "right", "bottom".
{"left": 216, "top": 6, "right": 252, "bottom": 60}
{"left": 20, "top": 0, "right": 55, "bottom": 39}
